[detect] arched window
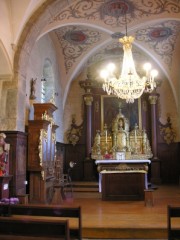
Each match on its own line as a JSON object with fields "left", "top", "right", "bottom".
{"left": 41, "top": 59, "right": 54, "bottom": 103}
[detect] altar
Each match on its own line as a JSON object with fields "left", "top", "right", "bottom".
{"left": 95, "top": 159, "right": 151, "bottom": 201}
{"left": 91, "top": 106, "right": 153, "bottom": 200}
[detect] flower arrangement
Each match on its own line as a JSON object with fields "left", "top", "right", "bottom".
{"left": 103, "top": 153, "right": 112, "bottom": 159}
{"left": 0, "top": 197, "right": 19, "bottom": 205}
{"left": 0, "top": 159, "right": 7, "bottom": 176}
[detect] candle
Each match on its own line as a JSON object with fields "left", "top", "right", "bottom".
{"left": 105, "top": 130, "right": 107, "bottom": 144}
{"left": 134, "top": 124, "right": 137, "bottom": 144}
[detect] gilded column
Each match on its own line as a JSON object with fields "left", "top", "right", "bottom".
{"left": 149, "top": 93, "right": 161, "bottom": 184}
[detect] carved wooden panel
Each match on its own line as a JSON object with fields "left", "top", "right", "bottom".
{"left": 28, "top": 120, "right": 50, "bottom": 170}
{"left": 33, "top": 103, "right": 57, "bottom": 120}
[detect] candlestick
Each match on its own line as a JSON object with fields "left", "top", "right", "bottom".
{"left": 134, "top": 123, "right": 138, "bottom": 144}
{"left": 105, "top": 130, "right": 107, "bottom": 144}
{"left": 135, "top": 129, "right": 137, "bottom": 144}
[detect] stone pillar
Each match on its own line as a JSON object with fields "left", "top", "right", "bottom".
{"left": 149, "top": 93, "right": 161, "bottom": 184}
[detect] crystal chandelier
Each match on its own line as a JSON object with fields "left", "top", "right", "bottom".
{"left": 100, "top": 14, "right": 158, "bottom": 103}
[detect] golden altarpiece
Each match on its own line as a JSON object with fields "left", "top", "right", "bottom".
{"left": 28, "top": 102, "right": 58, "bottom": 203}
{"left": 92, "top": 107, "right": 153, "bottom": 161}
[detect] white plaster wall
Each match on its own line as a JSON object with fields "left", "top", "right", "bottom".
{"left": 158, "top": 79, "right": 179, "bottom": 141}
{"left": 26, "top": 34, "right": 64, "bottom": 142}
{"left": 63, "top": 73, "right": 85, "bottom": 143}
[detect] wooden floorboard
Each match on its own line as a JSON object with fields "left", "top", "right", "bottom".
{"left": 61, "top": 184, "right": 180, "bottom": 239}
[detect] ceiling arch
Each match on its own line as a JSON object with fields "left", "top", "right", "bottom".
{"left": 0, "top": 40, "right": 13, "bottom": 80}
{"left": 14, "top": 0, "right": 180, "bottom": 112}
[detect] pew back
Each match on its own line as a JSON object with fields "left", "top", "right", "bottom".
{"left": 0, "top": 217, "right": 70, "bottom": 240}
{"left": 167, "top": 205, "right": 180, "bottom": 240}
{"left": 0, "top": 204, "right": 82, "bottom": 240}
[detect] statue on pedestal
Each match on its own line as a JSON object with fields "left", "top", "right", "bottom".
{"left": 0, "top": 133, "right": 10, "bottom": 176}
{"left": 112, "top": 108, "right": 130, "bottom": 152}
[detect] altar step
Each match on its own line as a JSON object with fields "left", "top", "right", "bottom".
{"left": 72, "top": 181, "right": 99, "bottom": 192}
{"left": 67, "top": 181, "right": 101, "bottom": 198}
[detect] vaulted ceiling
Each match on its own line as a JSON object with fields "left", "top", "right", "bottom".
{"left": 34, "top": 0, "right": 180, "bottom": 107}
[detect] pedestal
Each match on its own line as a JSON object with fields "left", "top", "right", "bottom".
{"left": 0, "top": 175, "right": 12, "bottom": 199}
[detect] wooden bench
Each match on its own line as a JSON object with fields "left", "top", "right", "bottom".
{"left": 0, "top": 216, "right": 70, "bottom": 240}
{"left": 0, "top": 204, "right": 82, "bottom": 240}
{"left": 167, "top": 205, "right": 180, "bottom": 240}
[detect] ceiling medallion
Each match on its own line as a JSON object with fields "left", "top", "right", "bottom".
{"left": 64, "top": 30, "right": 87, "bottom": 44}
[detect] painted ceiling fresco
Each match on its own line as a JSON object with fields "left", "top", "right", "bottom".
{"left": 45, "top": 0, "right": 180, "bottom": 82}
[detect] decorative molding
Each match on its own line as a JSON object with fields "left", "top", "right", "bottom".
{"left": 49, "top": 0, "right": 180, "bottom": 27}
{"left": 159, "top": 116, "right": 176, "bottom": 144}
{"left": 136, "top": 21, "right": 180, "bottom": 67}
{"left": 66, "top": 115, "right": 83, "bottom": 146}
{"left": 149, "top": 95, "right": 158, "bottom": 105}
{"left": 84, "top": 95, "right": 93, "bottom": 106}
{"left": 55, "top": 25, "right": 101, "bottom": 73}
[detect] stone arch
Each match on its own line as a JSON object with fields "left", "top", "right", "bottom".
{"left": 0, "top": 40, "right": 15, "bottom": 130}
{"left": 11, "top": 0, "right": 69, "bottom": 131}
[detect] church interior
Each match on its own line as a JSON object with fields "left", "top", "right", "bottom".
{"left": 0, "top": 0, "right": 180, "bottom": 239}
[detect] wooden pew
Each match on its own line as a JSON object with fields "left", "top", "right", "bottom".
{"left": 0, "top": 204, "right": 82, "bottom": 240}
{"left": 0, "top": 216, "right": 70, "bottom": 240}
{"left": 167, "top": 205, "right": 180, "bottom": 240}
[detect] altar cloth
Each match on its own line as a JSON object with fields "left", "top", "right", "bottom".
{"left": 95, "top": 159, "right": 151, "bottom": 193}
{"left": 95, "top": 159, "right": 151, "bottom": 164}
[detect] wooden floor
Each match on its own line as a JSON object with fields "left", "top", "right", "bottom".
{"left": 60, "top": 183, "right": 180, "bottom": 239}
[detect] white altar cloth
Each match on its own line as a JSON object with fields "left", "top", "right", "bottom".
{"left": 95, "top": 159, "right": 151, "bottom": 164}
{"left": 95, "top": 159, "right": 151, "bottom": 192}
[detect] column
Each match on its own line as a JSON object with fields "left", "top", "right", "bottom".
{"left": 79, "top": 71, "right": 97, "bottom": 181}
{"left": 149, "top": 93, "right": 161, "bottom": 184}
{"left": 83, "top": 92, "right": 94, "bottom": 180}
{"left": 84, "top": 93, "right": 93, "bottom": 159}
